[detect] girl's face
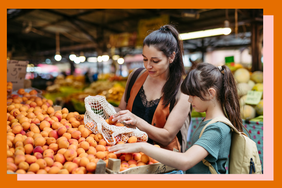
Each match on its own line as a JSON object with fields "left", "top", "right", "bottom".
{"left": 142, "top": 45, "right": 170, "bottom": 78}
{"left": 188, "top": 95, "right": 210, "bottom": 113}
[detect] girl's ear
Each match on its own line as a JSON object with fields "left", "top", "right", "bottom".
{"left": 208, "top": 88, "right": 216, "bottom": 99}
{"left": 169, "top": 51, "right": 176, "bottom": 63}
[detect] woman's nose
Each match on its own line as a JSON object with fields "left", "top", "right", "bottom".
{"left": 146, "top": 62, "right": 152, "bottom": 69}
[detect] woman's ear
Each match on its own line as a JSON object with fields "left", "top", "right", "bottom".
{"left": 208, "top": 88, "right": 216, "bottom": 99}
{"left": 169, "top": 51, "right": 176, "bottom": 63}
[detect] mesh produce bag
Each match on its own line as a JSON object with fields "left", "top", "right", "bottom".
{"left": 84, "top": 95, "right": 148, "bottom": 145}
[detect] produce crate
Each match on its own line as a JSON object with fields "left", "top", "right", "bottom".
{"left": 106, "top": 158, "right": 177, "bottom": 174}
{"left": 11, "top": 87, "right": 43, "bottom": 98}
{"left": 187, "top": 117, "right": 264, "bottom": 172}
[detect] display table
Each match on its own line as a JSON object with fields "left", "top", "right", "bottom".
{"left": 187, "top": 117, "right": 263, "bottom": 172}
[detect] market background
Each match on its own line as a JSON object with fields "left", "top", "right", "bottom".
{"left": 6, "top": 9, "right": 264, "bottom": 175}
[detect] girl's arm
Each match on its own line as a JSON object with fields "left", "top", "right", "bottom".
{"left": 109, "top": 142, "right": 209, "bottom": 171}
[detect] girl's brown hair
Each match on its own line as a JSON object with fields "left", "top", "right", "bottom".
{"left": 181, "top": 63, "right": 243, "bottom": 131}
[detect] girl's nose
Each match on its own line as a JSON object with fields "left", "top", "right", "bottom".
{"left": 188, "top": 97, "right": 192, "bottom": 103}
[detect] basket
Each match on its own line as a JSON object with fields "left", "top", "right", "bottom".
{"left": 84, "top": 95, "right": 148, "bottom": 145}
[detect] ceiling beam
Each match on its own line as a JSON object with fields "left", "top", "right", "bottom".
{"left": 39, "top": 9, "right": 97, "bottom": 42}
{"left": 38, "top": 9, "right": 100, "bottom": 29}
{"left": 39, "top": 9, "right": 121, "bottom": 34}
{"left": 7, "top": 9, "right": 35, "bottom": 20}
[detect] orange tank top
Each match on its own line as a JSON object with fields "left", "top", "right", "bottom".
{"left": 126, "top": 70, "right": 181, "bottom": 151}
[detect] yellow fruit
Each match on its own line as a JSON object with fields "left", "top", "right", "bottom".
{"left": 252, "top": 83, "right": 263, "bottom": 98}
{"left": 255, "top": 100, "right": 263, "bottom": 115}
{"left": 240, "top": 105, "right": 256, "bottom": 120}
{"left": 234, "top": 68, "right": 250, "bottom": 83}
{"left": 237, "top": 83, "right": 251, "bottom": 97}
{"left": 250, "top": 71, "right": 263, "bottom": 83}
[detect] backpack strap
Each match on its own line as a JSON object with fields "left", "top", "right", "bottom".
{"left": 124, "top": 67, "right": 146, "bottom": 104}
{"left": 199, "top": 116, "right": 237, "bottom": 138}
{"left": 199, "top": 116, "right": 236, "bottom": 174}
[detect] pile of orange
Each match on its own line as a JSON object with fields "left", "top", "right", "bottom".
{"left": 7, "top": 87, "right": 159, "bottom": 174}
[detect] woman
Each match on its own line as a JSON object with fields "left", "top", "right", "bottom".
{"left": 112, "top": 24, "right": 191, "bottom": 152}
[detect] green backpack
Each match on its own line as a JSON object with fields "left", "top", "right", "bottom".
{"left": 199, "top": 117, "right": 262, "bottom": 174}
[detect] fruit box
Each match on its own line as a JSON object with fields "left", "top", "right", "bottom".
{"left": 105, "top": 158, "right": 177, "bottom": 174}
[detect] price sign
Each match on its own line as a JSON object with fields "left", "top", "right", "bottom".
{"left": 225, "top": 56, "right": 235, "bottom": 66}
{"left": 245, "top": 90, "right": 263, "bottom": 105}
{"left": 7, "top": 60, "right": 28, "bottom": 90}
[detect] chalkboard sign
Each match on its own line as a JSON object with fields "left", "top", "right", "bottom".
{"left": 7, "top": 60, "right": 28, "bottom": 90}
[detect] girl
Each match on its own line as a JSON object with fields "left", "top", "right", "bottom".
{"left": 109, "top": 63, "right": 243, "bottom": 174}
{"left": 112, "top": 25, "right": 191, "bottom": 152}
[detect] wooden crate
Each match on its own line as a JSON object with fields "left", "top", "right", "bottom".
{"left": 106, "top": 158, "right": 177, "bottom": 174}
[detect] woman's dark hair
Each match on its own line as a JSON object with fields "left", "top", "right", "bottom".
{"left": 143, "top": 24, "right": 185, "bottom": 107}
{"left": 181, "top": 63, "right": 243, "bottom": 132}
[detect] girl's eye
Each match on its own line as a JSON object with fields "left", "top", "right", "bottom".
{"left": 143, "top": 59, "right": 148, "bottom": 61}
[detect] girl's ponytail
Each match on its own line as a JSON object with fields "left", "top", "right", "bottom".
{"left": 220, "top": 65, "right": 243, "bottom": 132}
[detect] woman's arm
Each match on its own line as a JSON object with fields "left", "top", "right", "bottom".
{"left": 109, "top": 142, "right": 208, "bottom": 171}
{"left": 138, "top": 93, "right": 190, "bottom": 145}
{"left": 113, "top": 93, "right": 191, "bottom": 146}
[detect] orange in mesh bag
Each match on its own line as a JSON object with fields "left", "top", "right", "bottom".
{"left": 84, "top": 95, "right": 148, "bottom": 145}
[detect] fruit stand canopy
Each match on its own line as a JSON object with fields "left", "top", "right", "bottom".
{"left": 7, "top": 9, "right": 263, "bottom": 66}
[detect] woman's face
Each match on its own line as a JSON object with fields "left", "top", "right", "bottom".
{"left": 142, "top": 45, "right": 170, "bottom": 78}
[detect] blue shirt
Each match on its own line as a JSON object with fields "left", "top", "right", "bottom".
{"left": 186, "top": 119, "right": 231, "bottom": 174}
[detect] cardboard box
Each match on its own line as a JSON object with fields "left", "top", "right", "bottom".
{"left": 7, "top": 60, "right": 28, "bottom": 90}
{"left": 106, "top": 158, "right": 177, "bottom": 174}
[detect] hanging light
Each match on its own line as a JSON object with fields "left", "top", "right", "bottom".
{"left": 74, "top": 57, "right": 80, "bottom": 64}
{"left": 54, "top": 51, "right": 62, "bottom": 61}
{"left": 117, "top": 57, "right": 124, "bottom": 64}
{"left": 87, "top": 57, "right": 97, "bottom": 62}
{"left": 97, "top": 56, "right": 103, "bottom": 62}
{"left": 112, "top": 55, "right": 120, "bottom": 61}
{"left": 179, "top": 27, "right": 231, "bottom": 40}
{"left": 102, "top": 55, "right": 109, "bottom": 62}
{"left": 69, "top": 52, "right": 76, "bottom": 61}
{"left": 54, "top": 32, "right": 62, "bottom": 61}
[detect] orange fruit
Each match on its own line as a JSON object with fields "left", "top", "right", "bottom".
{"left": 28, "top": 163, "right": 40, "bottom": 173}
{"left": 48, "top": 166, "right": 60, "bottom": 174}
{"left": 34, "top": 137, "right": 46, "bottom": 147}
{"left": 95, "top": 151, "right": 106, "bottom": 159}
{"left": 86, "top": 162, "right": 96, "bottom": 173}
{"left": 140, "top": 154, "right": 150, "bottom": 164}
{"left": 128, "top": 136, "right": 137, "bottom": 143}
{"left": 96, "top": 145, "right": 105, "bottom": 152}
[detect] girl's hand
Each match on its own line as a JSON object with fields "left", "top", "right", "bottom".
{"left": 108, "top": 142, "right": 146, "bottom": 154}
{"left": 112, "top": 110, "right": 139, "bottom": 126}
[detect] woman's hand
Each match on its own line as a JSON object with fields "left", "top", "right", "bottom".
{"left": 112, "top": 110, "right": 139, "bottom": 126}
{"left": 108, "top": 142, "right": 146, "bottom": 154}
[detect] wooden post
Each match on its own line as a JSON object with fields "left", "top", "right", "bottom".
{"left": 251, "top": 11, "right": 263, "bottom": 72}
{"left": 107, "top": 158, "right": 121, "bottom": 173}
{"left": 95, "top": 159, "right": 106, "bottom": 174}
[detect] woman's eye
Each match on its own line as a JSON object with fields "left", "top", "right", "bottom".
{"left": 143, "top": 59, "right": 148, "bottom": 61}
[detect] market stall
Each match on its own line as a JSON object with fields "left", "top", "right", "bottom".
{"left": 7, "top": 9, "right": 264, "bottom": 175}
